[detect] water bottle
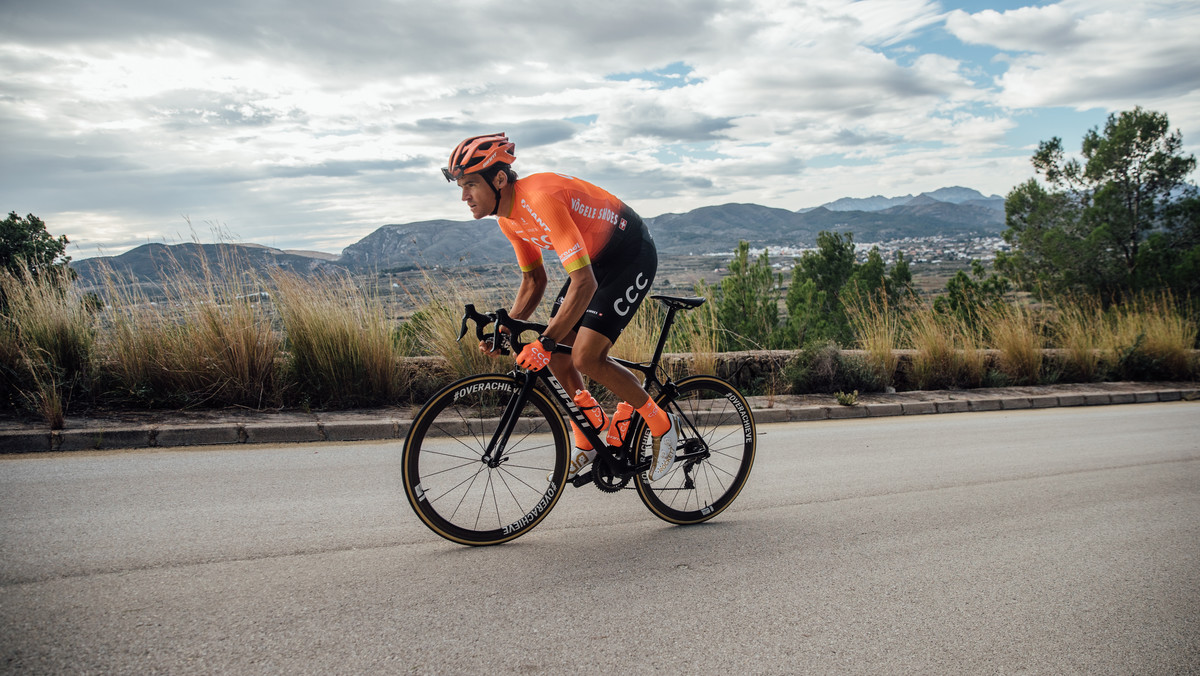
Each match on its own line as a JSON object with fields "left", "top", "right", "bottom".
{"left": 606, "top": 401, "right": 635, "bottom": 447}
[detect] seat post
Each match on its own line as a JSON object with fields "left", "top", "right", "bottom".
{"left": 649, "top": 304, "right": 680, "bottom": 369}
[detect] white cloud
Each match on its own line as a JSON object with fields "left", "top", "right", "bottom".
{"left": 2, "top": 0, "right": 1198, "bottom": 257}
{"left": 945, "top": 5, "right": 1084, "bottom": 52}
{"left": 946, "top": 1, "right": 1200, "bottom": 111}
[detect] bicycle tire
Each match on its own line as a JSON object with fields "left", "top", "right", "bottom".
{"left": 402, "top": 374, "right": 569, "bottom": 546}
{"left": 634, "top": 375, "right": 756, "bottom": 524}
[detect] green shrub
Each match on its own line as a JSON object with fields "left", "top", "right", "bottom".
{"left": 785, "top": 342, "right": 886, "bottom": 394}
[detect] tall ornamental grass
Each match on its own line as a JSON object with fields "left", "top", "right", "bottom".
{"left": 272, "top": 271, "right": 409, "bottom": 408}
{"left": 905, "top": 304, "right": 986, "bottom": 390}
{"left": 1, "top": 264, "right": 95, "bottom": 427}
{"left": 1106, "top": 292, "right": 1197, "bottom": 380}
{"left": 1052, "top": 295, "right": 1106, "bottom": 382}
{"left": 395, "top": 270, "right": 507, "bottom": 382}
{"left": 984, "top": 302, "right": 1044, "bottom": 385}
{"left": 97, "top": 248, "right": 281, "bottom": 408}
{"left": 846, "top": 291, "right": 901, "bottom": 388}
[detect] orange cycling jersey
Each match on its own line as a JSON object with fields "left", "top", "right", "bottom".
{"left": 498, "top": 173, "right": 632, "bottom": 273}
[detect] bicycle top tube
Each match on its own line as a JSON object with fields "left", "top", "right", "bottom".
{"left": 457, "top": 295, "right": 705, "bottom": 362}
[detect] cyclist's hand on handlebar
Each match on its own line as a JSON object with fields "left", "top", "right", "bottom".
{"left": 514, "top": 340, "right": 552, "bottom": 371}
{"left": 479, "top": 327, "right": 512, "bottom": 356}
{"left": 479, "top": 337, "right": 502, "bottom": 356}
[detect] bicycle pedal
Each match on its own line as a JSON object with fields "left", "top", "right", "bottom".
{"left": 570, "top": 470, "right": 594, "bottom": 487}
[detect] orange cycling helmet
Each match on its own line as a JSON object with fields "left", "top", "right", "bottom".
{"left": 442, "top": 133, "right": 516, "bottom": 182}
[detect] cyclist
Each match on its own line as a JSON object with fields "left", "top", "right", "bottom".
{"left": 442, "top": 132, "right": 680, "bottom": 481}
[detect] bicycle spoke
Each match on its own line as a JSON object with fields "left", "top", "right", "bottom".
{"left": 428, "top": 426, "right": 485, "bottom": 458}
{"left": 446, "top": 465, "right": 486, "bottom": 522}
{"left": 419, "top": 447, "right": 482, "bottom": 464}
{"left": 421, "top": 457, "right": 481, "bottom": 479}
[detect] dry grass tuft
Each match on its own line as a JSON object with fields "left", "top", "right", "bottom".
{"left": 1052, "top": 295, "right": 1105, "bottom": 381}
{"left": 1, "top": 264, "right": 95, "bottom": 426}
{"left": 272, "top": 271, "right": 406, "bottom": 407}
{"left": 906, "top": 304, "right": 960, "bottom": 390}
{"left": 97, "top": 246, "right": 280, "bottom": 408}
{"left": 846, "top": 292, "right": 901, "bottom": 388}
{"left": 985, "top": 302, "right": 1044, "bottom": 385}
{"left": 1106, "top": 292, "right": 1197, "bottom": 379}
{"left": 396, "top": 270, "right": 507, "bottom": 382}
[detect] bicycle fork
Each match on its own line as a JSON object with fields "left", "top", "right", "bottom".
{"left": 480, "top": 373, "right": 540, "bottom": 468}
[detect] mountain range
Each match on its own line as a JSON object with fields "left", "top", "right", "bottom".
{"left": 73, "top": 186, "right": 1005, "bottom": 286}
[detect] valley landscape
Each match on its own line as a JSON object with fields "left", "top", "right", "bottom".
{"left": 71, "top": 186, "right": 1006, "bottom": 303}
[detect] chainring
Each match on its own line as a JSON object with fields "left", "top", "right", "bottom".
{"left": 591, "top": 455, "right": 631, "bottom": 492}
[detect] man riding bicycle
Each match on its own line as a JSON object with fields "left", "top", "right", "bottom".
{"left": 443, "top": 132, "right": 680, "bottom": 481}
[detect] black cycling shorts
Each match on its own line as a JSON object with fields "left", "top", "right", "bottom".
{"left": 550, "top": 208, "right": 657, "bottom": 343}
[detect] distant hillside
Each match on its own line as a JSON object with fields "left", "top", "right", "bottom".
{"left": 812, "top": 186, "right": 1003, "bottom": 213}
{"left": 646, "top": 203, "right": 818, "bottom": 254}
{"left": 72, "top": 242, "right": 344, "bottom": 289}
{"left": 72, "top": 186, "right": 1008, "bottom": 284}
{"left": 339, "top": 220, "right": 514, "bottom": 270}
{"left": 341, "top": 194, "right": 1005, "bottom": 266}
{"left": 644, "top": 198, "right": 1002, "bottom": 255}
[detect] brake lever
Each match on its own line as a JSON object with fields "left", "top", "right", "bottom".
{"left": 458, "top": 303, "right": 498, "bottom": 344}
{"left": 457, "top": 304, "right": 473, "bottom": 342}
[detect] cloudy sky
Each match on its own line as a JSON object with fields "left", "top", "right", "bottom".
{"left": 3, "top": 0, "right": 1199, "bottom": 259}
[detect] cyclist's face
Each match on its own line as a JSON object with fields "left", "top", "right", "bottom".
{"left": 457, "top": 173, "right": 496, "bottom": 219}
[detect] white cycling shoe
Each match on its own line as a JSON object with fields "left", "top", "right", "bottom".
{"left": 648, "top": 413, "right": 680, "bottom": 481}
{"left": 551, "top": 446, "right": 597, "bottom": 482}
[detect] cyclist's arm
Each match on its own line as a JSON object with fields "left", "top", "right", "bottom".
{"left": 509, "top": 264, "right": 547, "bottom": 321}
{"left": 480, "top": 265, "right": 548, "bottom": 356}
{"left": 543, "top": 264, "right": 597, "bottom": 344}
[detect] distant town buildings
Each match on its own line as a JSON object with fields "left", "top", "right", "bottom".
{"left": 714, "top": 235, "right": 1011, "bottom": 271}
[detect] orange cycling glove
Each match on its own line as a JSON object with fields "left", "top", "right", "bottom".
{"left": 515, "top": 340, "right": 552, "bottom": 371}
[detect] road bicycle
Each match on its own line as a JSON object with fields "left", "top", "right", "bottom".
{"left": 401, "top": 295, "right": 756, "bottom": 546}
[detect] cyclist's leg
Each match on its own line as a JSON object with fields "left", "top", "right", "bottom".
{"left": 546, "top": 279, "right": 586, "bottom": 394}
{"left": 570, "top": 328, "right": 649, "bottom": 407}
{"left": 572, "top": 235, "right": 676, "bottom": 477}
{"left": 570, "top": 228, "right": 657, "bottom": 405}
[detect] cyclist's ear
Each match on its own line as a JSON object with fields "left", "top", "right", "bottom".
{"left": 491, "top": 170, "right": 509, "bottom": 191}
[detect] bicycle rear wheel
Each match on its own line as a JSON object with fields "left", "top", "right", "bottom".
{"left": 402, "top": 374, "right": 569, "bottom": 545}
{"left": 634, "top": 375, "right": 756, "bottom": 524}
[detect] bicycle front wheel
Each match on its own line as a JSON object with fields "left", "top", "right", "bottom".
{"left": 634, "top": 375, "right": 756, "bottom": 525}
{"left": 402, "top": 374, "right": 569, "bottom": 546}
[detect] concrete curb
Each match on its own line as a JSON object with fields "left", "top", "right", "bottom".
{"left": 1, "top": 383, "right": 1197, "bottom": 454}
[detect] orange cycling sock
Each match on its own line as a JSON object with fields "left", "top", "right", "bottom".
{"left": 637, "top": 399, "right": 671, "bottom": 437}
{"left": 571, "top": 421, "right": 593, "bottom": 451}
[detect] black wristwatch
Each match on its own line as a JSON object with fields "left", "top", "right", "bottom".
{"left": 538, "top": 335, "right": 557, "bottom": 353}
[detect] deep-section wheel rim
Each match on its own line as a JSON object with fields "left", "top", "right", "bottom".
{"left": 402, "top": 374, "right": 568, "bottom": 545}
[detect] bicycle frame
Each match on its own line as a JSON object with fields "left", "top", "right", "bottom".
{"left": 460, "top": 297, "right": 702, "bottom": 486}
{"left": 404, "top": 294, "right": 754, "bottom": 544}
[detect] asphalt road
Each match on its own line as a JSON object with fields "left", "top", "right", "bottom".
{"left": 2, "top": 403, "right": 1198, "bottom": 674}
